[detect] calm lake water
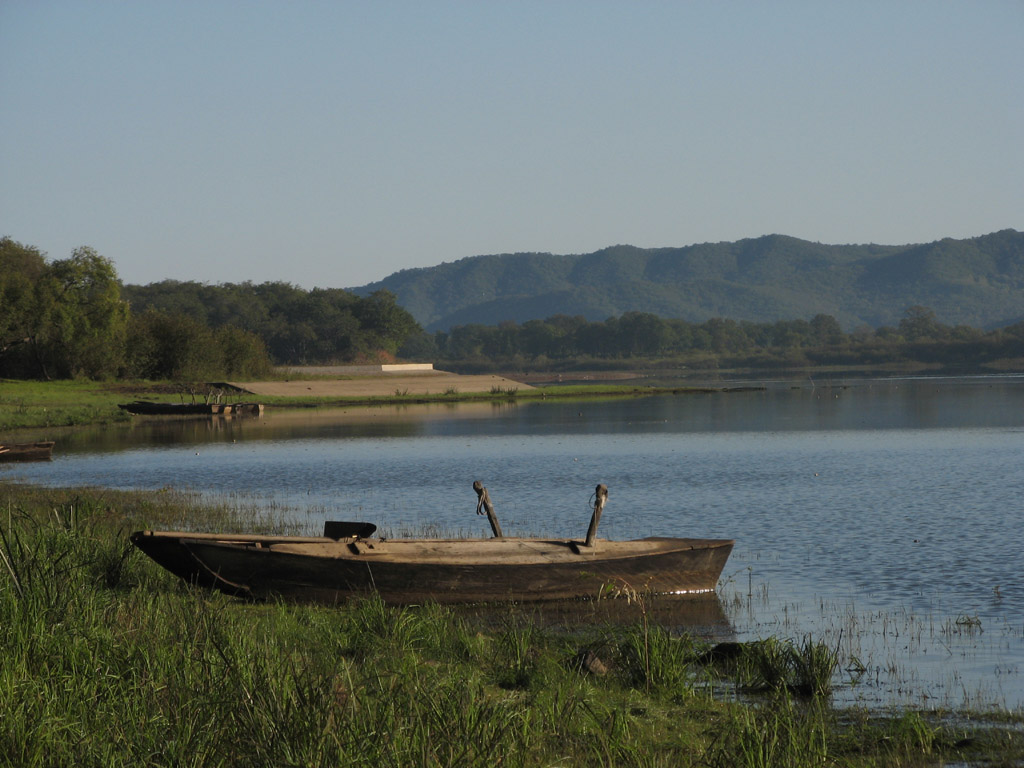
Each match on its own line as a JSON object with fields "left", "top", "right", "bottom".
{"left": 4, "top": 375, "right": 1023, "bottom": 711}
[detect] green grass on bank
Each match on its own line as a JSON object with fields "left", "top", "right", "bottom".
{"left": 0, "top": 379, "right": 136, "bottom": 432}
{"left": 1, "top": 482, "right": 1021, "bottom": 767}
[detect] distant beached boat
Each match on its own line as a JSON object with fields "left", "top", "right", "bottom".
{"left": 118, "top": 401, "right": 263, "bottom": 416}
{"left": 0, "top": 441, "right": 55, "bottom": 462}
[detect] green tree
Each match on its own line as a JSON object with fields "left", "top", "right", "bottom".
{"left": 35, "top": 247, "right": 129, "bottom": 379}
{"left": 352, "top": 290, "right": 421, "bottom": 355}
{"left": 617, "top": 312, "right": 671, "bottom": 357}
{"left": 481, "top": 320, "right": 521, "bottom": 358}
{"left": 124, "top": 311, "right": 217, "bottom": 379}
{"left": 899, "top": 306, "right": 947, "bottom": 342}
{"left": 521, "top": 319, "right": 560, "bottom": 357}
{"left": 446, "top": 324, "right": 489, "bottom": 359}
{"left": 125, "top": 281, "right": 422, "bottom": 365}
{"left": 0, "top": 237, "right": 47, "bottom": 374}
{"left": 574, "top": 320, "right": 615, "bottom": 357}
{"left": 217, "top": 325, "right": 273, "bottom": 378}
{"left": 397, "top": 330, "right": 439, "bottom": 361}
{"left": 810, "top": 314, "right": 844, "bottom": 346}
{"left": 125, "top": 310, "right": 272, "bottom": 379}
{"left": 702, "top": 318, "right": 749, "bottom": 354}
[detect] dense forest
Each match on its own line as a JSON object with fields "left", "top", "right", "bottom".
{"left": 122, "top": 280, "right": 420, "bottom": 367}
{"left": 404, "top": 309, "right": 1024, "bottom": 374}
{"left": 352, "top": 230, "right": 1024, "bottom": 332}
{"left": 0, "top": 237, "right": 420, "bottom": 380}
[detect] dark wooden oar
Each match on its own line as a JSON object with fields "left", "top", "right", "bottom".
{"left": 584, "top": 484, "right": 608, "bottom": 548}
{"left": 473, "top": 480, "right": 503, "bottom": 538}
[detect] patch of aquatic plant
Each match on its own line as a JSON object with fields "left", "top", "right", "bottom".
{"left": 791, "top": 635, "right": 843, "bottom": 696}
{"left": 489, "top": 384, "right": 518, "bottom": 396}
{"left": 887, "top": 710, "right": 939, "bottom": 755}
{"left": 194, "top": 490, "right": 314, "bottom": 536}
{"left": 943, "top": 613, "right": 984, "bottom": 635}
{"left": 710, "top": 635, "right": 840, "bottom": 697}
{"left": 716, "top": 568, "right": 1024, "bottom": 711}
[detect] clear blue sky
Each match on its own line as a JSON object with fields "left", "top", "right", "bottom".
{"left": 2, "top": 1, "right": 1021, "bottom": 289}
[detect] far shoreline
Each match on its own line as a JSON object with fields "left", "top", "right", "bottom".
{"left": 4, "top": 364, "right": 1022, "bottom": 437}
{"left": 1, "top": 374, "right": 752, "bottom": 437}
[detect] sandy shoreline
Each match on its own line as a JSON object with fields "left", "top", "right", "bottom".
{"left": 226, "top": 371, "right": 532, "bottom": 398}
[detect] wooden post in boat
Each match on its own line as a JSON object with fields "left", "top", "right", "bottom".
{"left": 584, "top": 484, "right": 608, "bottom": 548}
{"left": 473, "top": 480, "right": 503, "bottom": 538}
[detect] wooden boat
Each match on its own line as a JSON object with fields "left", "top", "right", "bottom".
{"left": 129, "top": 523, "right": 734, "bottom": 605}
{"left": 119, "top": 401, "right": 263, "bottom": 416}
{"left": 119, "top": 400, "right": 227, "bottom": 415}
{"left": 0, "top": 441, "right": 55, "bottom": 462}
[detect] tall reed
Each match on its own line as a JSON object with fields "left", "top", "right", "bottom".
{"left": 708, "top": 691, "right": 831, "bottom": 768}
{"left": 732, "top": 636, "right": 840, "bottom": 697}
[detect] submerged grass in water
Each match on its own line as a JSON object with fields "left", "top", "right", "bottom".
{"left": 1, "top": 482, "right": 1022, "bottom": 767}
{"left": 719, "top": 567, "right": 1024, "bottom": 713}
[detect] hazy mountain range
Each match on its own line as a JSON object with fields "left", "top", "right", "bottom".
{"left": 350, "top": 230, "right": 1024, "bottom": 332}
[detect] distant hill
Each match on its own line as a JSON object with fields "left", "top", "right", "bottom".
{"left": 349, "top": 230, "right": 1024, "bottom": 332}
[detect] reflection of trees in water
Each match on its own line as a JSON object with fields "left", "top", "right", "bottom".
{"left": 55, "top": 379, "right": 1024, "bottom": 455}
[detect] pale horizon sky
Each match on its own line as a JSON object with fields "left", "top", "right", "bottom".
{"left": 2, "top": 2, "right": 1022, "bottom": 290}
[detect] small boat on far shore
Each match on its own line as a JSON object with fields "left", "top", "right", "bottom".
{"left": 0, "top": 441, "right": 55, "bottom": 462}
{"left": 118, "top": 401, "right": 263, "bottom": 416}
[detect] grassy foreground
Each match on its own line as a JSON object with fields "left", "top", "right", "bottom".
{"left": 1, "top": 483, "right": 1021, "bottom": 767}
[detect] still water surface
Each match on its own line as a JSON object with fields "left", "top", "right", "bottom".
{"left": 5, "top": 375, "right": 1023, "bottom": 710}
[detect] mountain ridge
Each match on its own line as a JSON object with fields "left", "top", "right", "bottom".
{"left": 349, "top": 230, "right": 1023, "bottom": 332}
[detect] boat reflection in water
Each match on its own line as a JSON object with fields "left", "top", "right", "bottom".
{"left": 457, "top": 592, "right": 734, "bottom": 643}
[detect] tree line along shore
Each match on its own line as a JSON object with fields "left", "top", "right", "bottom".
{"left": 4, "top": 237, "right": 1022, "bottom": 386}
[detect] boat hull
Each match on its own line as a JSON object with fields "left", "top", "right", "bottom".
{"left": 118, "top": 401, "right": 263, "bottom": 416}
{"left": 0, "top": 441, "right": 54, "bottom": 462}
{"left": 130, "top": 531, "right": 734, "bottom": 605}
